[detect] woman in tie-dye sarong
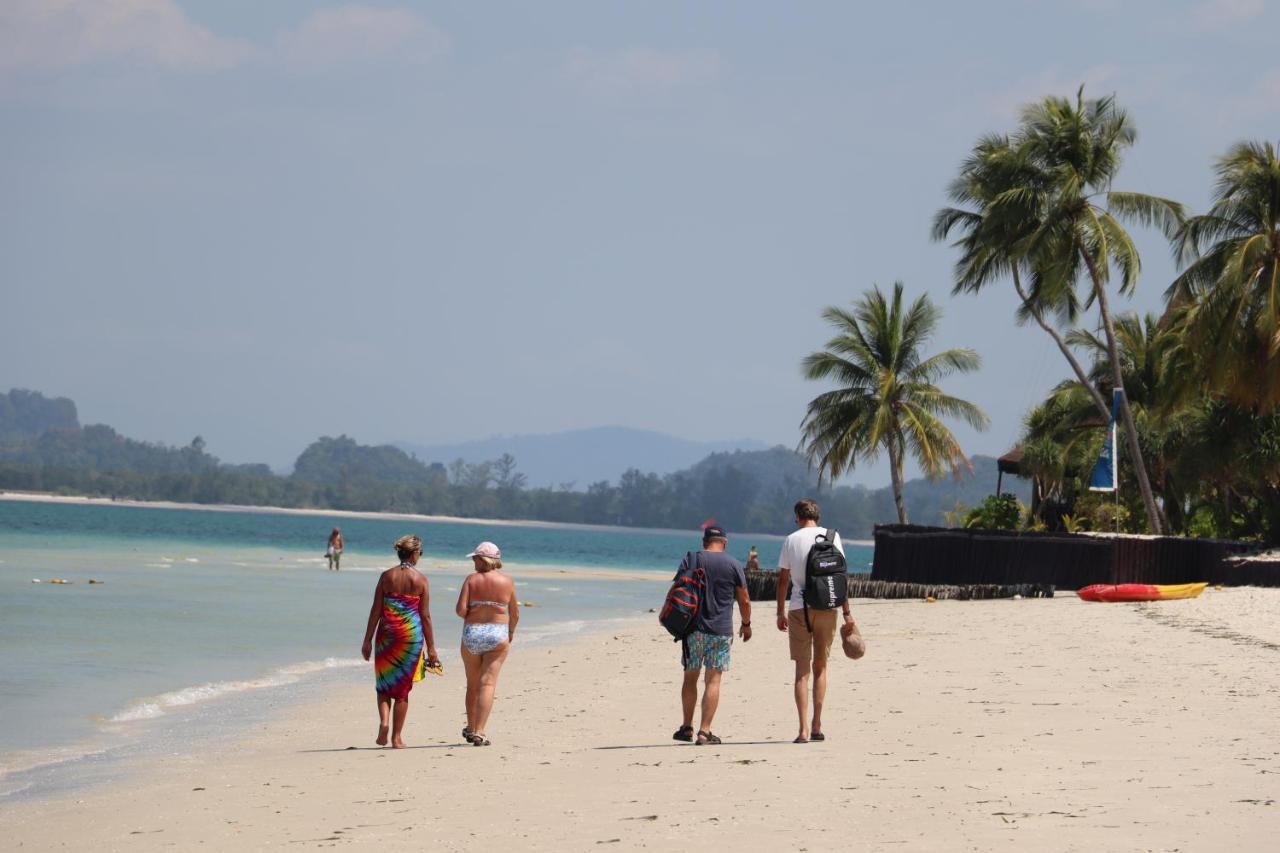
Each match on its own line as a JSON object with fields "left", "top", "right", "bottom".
{"left": 361, "top": 535, "right": 439, "bottom": 748}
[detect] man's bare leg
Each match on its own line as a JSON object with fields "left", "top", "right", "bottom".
{"left": 376, "top": 695, "right": 391, "bottom": 746}
{"left": 390, "top": 698, "right": 409, "bottom": 748}
{"left": 681, "top": 668, "right": 700, "bottom": 728}
{"left": 793, "top": 659, "right": 812, "bottom": 741}
{"left": 699, "top": 669, "right": 723, "bottom": 733}
{"left": 811, "top": 658, "right": 828, "bottom": 737}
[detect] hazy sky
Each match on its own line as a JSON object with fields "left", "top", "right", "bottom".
{"left": 3, "top": 1, "right": 1276, "bottom": 485}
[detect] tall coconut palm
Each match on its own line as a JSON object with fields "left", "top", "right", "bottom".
{"left": 933, "top": 132, "right": 1111, "bottom": 422}
{"left": 1170, "top": 140, "right": 1280, "bottom": 411}
{"left": 799, "top": 282, "right": 989, "bottom": 523}
{"left": 1012, "top": 90, "right": 1183, "bottom": 534}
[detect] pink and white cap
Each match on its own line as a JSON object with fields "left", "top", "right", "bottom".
{"left": 466, "top": 541, "right": 501, "bottom": 559}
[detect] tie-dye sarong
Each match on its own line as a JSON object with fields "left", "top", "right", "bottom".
{"left": 374, "top": 594, "right": 424, "bottom": 700}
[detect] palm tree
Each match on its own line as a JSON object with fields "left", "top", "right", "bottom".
{"left": 1171, "top": 140, "right": 1280, "bottom": 411}
{"left": 1065, "top": 313, "right": 1197, "bottom": 531}
{"left": 1012, "top": 90, "right": 1183, "bottom": 534}
{"left": 799, "top": 282, "right": 989, "bottom": 523}
{"left": 933, "top": 132, "right": 1111, "bottom": 422}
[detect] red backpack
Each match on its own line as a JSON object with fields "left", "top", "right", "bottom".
{"left": 659, "top": 551, "right": 704, "bottom": 640}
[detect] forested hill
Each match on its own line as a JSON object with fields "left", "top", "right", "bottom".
{"left": 0, "top": 389, "right": 79, "bottom": 442}
{"left": 0, "top": 389, "right": 1023, "bottom": 536}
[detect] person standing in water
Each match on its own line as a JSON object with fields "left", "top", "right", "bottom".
{"left": 362, "top": 535, "right": 439, "bottom": 748}
{"left": 455, "top": 541, "right": 518, "bottom": 747}
{"left": 326, "top": 527, "right": 344, "bottom": 571}
{"left": 745, "top": 545, "right": 761, "bottom": 571}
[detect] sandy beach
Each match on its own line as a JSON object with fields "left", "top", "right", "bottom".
{"left": 3, "top": 589, "right": 1277, "bottom": 852}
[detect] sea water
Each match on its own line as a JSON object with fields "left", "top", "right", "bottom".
{"left": 0, "top": 499, "right": 873, "bottom": 798}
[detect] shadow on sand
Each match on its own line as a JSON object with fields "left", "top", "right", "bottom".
{"left": 594, "top": 740, "right": 794, "bottom": 750}
{"left": 299, "top": 744, "right": 461, "bottom": 753}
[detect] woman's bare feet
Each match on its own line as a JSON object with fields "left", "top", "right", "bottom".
{"left": 391, "top": 736, "right": 406, "bottom": 749}
{"left": 376, "top": 725, "right": 389, "bottom": 747}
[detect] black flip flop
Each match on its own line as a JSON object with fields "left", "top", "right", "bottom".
{"left": 793, "top": 735, "right": 809, "bottom": 744}
{"left": 672, "top": 725, "right": 694, "bottom": 742}
{"left": 810, "top": 732, "right": 826, "bottom": 742}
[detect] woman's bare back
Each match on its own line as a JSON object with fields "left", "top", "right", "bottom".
{"left": 381, "top": 565, "right": 427, "bottom": 598}
{"left": 463, "top": 572, "right": 514, "bottom": 623}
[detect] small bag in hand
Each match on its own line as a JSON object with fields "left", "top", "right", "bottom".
{"left": 841, "top": 618, "right": 865, "bottom": 660}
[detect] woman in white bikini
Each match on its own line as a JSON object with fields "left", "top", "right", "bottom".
{"left": 454, "top": 541, "right": 519, "bottom": 746}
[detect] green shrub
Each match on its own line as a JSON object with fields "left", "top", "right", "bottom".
{"left": 964, "top": 493, "right": 1021, "bottom": 530}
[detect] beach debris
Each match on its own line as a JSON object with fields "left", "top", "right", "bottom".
{"left": 50, "top": 578, "right": 73, "bottom": 584}
{"left": 31, "top": 578, "right": 41, "bottom": 583}
{"left": 89, "top": 579, "right": 104, "bottom": 584}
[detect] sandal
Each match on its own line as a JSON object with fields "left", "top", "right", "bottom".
{"left": 463, "top": 726, "right": 474, "bottom": 742}
{"left": 470, "top": 734, "right": 491, "bottom": 747}
{"left": 672, "top": 725, "right": 694, "bottom": 742}
{"left": 793, "top": 735, "right": 809, "bottom": 744}
{"left": 810, "top": 732, "right": 826, "bottom": 742}
{"left": 695, "top": 731, "right": 721, "bottom": 746}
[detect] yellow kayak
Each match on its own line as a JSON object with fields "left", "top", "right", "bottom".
{"left": 1077, "top": 582, "right": 1208, "bottom": 602}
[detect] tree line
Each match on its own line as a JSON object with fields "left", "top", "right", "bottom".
{"left": 0, "top": 392, "right": 1013, "bottom": 536}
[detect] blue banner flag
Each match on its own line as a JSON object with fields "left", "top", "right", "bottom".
{"left": 1088, "top": 389, "right": 1122, "bottom": 492}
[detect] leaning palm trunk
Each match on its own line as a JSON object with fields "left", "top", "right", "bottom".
{"left": 1012, "top": 268, "right": 1111, "bottom": 422}
{"left": 1082, "top": 250, "right": 1164, "bottom": 534}
{"left": 887, "top": 435, "right": 908, "bottom": 523}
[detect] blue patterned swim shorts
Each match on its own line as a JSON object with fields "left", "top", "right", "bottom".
{"left": 684, "top": 631, "right": 732, "bottom": 672}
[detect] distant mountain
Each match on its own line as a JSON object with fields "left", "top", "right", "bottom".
{"left": 396, "top": 427, "right": 769, "bottom": 489}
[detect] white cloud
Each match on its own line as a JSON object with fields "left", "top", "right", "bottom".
{"left": 276, "top": 6, "right": 449, "bottom": 72}
{"left": 1189, "top": 0, "right": 1266, "bottom": 31}
{"left": 565, "top": 47, "right": 723, "bottom": 95}
{"left": 0, "top": 0, "right": 251, "bottom": 74}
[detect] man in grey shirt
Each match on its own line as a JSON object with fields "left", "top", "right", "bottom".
{"left": 672, "top": 525, "right": 752, "bottom": 746}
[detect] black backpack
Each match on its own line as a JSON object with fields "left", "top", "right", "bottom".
{"left": 802, "top": 530, "right": 847, "bottom": 629}
{"left": 659, "top": 551, "right": 705, "bottom": 640}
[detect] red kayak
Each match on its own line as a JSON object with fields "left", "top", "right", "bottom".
{"left": 1077, "top": 582, "right": 1207, "bottom": 602}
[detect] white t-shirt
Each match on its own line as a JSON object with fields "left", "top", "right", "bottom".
{"left": 777, "top": 526, "right": 845, "bottom": 612}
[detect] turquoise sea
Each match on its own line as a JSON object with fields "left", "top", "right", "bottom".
{"left": 0, "top": 498, "right": 873, "bottom": 799}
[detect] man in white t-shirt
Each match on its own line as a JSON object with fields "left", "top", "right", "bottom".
{"left": 775, "top": 498, "right": 851, "bottom": 743}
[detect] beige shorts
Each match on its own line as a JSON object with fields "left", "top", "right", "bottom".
{"left": 788, "top": 609, "right": 837, "bottom": 662}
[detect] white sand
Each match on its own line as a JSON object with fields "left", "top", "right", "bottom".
{"left": 3, "top": 590, "right": 1278, "bottom": 851}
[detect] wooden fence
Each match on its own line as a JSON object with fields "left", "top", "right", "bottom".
{"left": 869, "top": 525, "right": 1269, "bottom": 589}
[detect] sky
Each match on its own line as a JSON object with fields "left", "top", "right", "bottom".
{"left": 2, "top": 0, "right": 1277, "bottom": 485}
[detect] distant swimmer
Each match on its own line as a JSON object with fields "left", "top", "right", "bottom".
{"left": 455, "top": 541, "right": 518, "bottom": 747}
{"left": 745, "top": 545, "right": 761, "bottom": 571}
{"left": 361, "top": 535, "right": 439, "bottom": 748}
{"left": 326, "top": 527, "right": 344, "bottom": 571}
